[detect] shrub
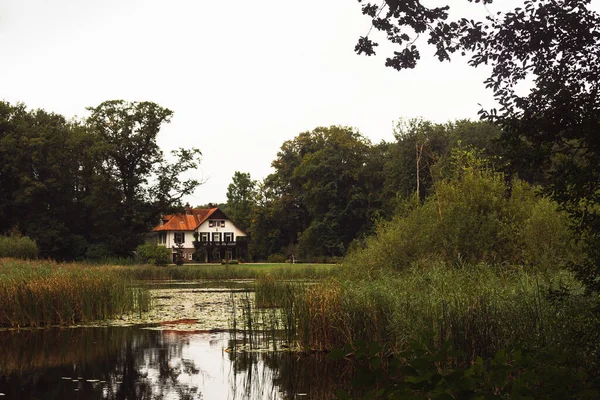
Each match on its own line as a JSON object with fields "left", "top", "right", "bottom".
{"left": 135, "top": 243, "right": 171, "bottom": 266}
{"left": 192, "top": 247, "right": 206, "bottom": 262}
{"left": 267, "top": 253, "right": 287, "bottom": 263}
{"left": 344, "top": 147, "right": 577, "bottom": 273}
{"left": 85, "top": 243, "right": 112, "bottom": 260}
{"left": 0, "top": 235, "right": 38, "bottom": 259}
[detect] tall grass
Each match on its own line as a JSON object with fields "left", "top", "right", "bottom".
{"left": 114, "top": 264, "right": 333, "bottom": 281}
{"left": 251, "top": 262, "right": 595, "bottom": 365}
{"left": 0, "top": 259, "right": 150, "bottom": 328}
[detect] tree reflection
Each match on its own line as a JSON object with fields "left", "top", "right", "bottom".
{"left": 0, "top": 327, "right": 350, "bottom": 400}
{"left": 0, "top": 327, "right": 203, "bottom": 400}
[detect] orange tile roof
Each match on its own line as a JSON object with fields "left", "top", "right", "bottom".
{"left": 153, "top": 208, "right": 218, "bottom": 232}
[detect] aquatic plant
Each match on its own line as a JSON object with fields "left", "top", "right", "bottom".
{"left": 116, "top": 263, "right": 334, "bottom": 281}
{"left": 0, "top": 259, "right": 150, "bottom": 328}
{"left": 251, "top": 262, "right": 596, "bottom": 367}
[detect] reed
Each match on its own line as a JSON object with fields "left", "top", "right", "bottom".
{"left": 115, "top": 263, "right": 334, "bottom": 281}
{"left": 0, "top": 258, "right": 150, "bottom": 328}
{"left": 251, "top": 262, "right": 592, "bottom": 364}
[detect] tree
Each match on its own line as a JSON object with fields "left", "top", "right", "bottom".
{"left": 257, "top": 126, "right": 381, "bottom": 260}
{"left": 225, "top": 172, "right": 256, "bottom": 232}
{"left": 86, "top": 100, "right": 202, "bottom": 257}
{"left": 356, "top": 0, "right": 600, "bottom": 290}
{"left": 0, "top": 102, "right": 94, "bottom": 259}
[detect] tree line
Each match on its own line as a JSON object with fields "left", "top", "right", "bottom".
{"left": 225, "top": 119, "right": 510, "bottom": 262}
{"left": 0, "top": 100, "right": 201, "bottom": 260}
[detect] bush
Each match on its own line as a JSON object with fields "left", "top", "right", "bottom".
{"left": 192, "top": 248, "right": 206, "bottom": 262}
{"left": 135, "top": 243, "right": 171, "bottom": 266}
{"left": 221, "top": 259, "right": 239, "bottom": 265}
{"left": 0, "top": 235, "right": 38, "bottom": 259}
{"left": 344, "top": 147, "right": 577, "bottom": 273}
{"left": 267, "top": 253, "right": 287, "bottom": 263}
{"left": 85, "top": 243, "right": 112, "bottom": 260}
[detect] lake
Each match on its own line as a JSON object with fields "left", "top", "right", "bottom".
{"left": 0, "top": 282, "right": 350, "bottom": 399}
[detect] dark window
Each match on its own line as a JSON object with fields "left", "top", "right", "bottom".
{"left": 200, "top": 233, "right": 209, "bottom": 242}
{"left": 209, "top": 220, "right": 215, "bottom": 227}
{"left": 212, "top": 232, "right": 221, "bottom": 242}
{"left": 224, "top": 232, "right": 233, "bottom": 242}
{"left": 174, "top": 232, "right": 185, "bottom": 244}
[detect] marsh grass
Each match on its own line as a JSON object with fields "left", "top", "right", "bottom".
{"left": 250, "top": 262, "right": 592, "bottom": 365}
{"left": 0, "top": 259, "right": 150, "bottom": 328}
{"left": 117, "top": 263, "right": 334, "bottom": 281}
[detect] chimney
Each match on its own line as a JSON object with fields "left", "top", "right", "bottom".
{"left": 185, "top": 203, "right": 192, "bottom": 215}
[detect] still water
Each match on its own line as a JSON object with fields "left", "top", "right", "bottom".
{"left": 0, "top": 283, "right": 351, "bottom": 400}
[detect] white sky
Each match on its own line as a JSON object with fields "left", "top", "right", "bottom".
{"left": 1, "top": 0, "right": 522, "bottom": 205}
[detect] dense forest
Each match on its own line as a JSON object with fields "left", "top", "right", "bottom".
{"left": 0, "top": 100, "right": 201, "bottom": 260}
{"left": 225, "top": 120, "right": 506, "bottom": 262}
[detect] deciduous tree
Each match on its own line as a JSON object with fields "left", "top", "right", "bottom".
{"left": 356, "top": 0, "right": 600, "bottom": 289}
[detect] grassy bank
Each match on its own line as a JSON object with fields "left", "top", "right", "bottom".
{"left": 0, "top": 259, "right": 150, "bottom": 328}
{"left": 113, "top": 263, "right": 335, "bottom": 281}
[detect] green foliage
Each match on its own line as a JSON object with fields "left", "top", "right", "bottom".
{"left": 173, "top": 243, "right": 184, "bottom": 265}
{"left": 87, "top": 100, "right": 202, "bottom": 257}
{"left": 267, "top": 253, "right": 287, "bottom": 263}
{"left": 0, "top": 100, "right": 202, "bottom": 261}
{"left": 135, "top": 243, "right": 170, "bottom": 266}
{"left": 251, "top": 126, "right": 383, "bottom": 260}
{"left": 355, "top": 0, "right": 600, "bottom": 291}
{"left": 192, "top": 247, "right": 206, "bottom": 262}
{"left": 0, "top": 235, "right": 38, "bottom": 259}
{"left": 384, "top": 119, "right": 502, "bottom": 206}
{"left": 330, "top": 341, "right": 599, "bottom": 400}
{"left": 225, "top": 171, "right": 256, "bottom": 232}
{"left": 250, "top": 121, "right": 506, "bottom": 261}
{"left": 345, "top": 147, "right": 577, "bottom": 273}
{"left": 250, "top": 262, "right": 600, "bottom": 378}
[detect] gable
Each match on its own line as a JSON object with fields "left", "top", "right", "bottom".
{"left": 153, "top": 207, "right": 247, "bottom": 235}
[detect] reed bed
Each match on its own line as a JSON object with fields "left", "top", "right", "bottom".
{"left": 251, "top": 262, "right": 594, "bottom": 364}
{"left": 0, "top": 259, "right": 150, "bottom": 328}
{"left": 114, "top": 263, "right": 334, "bottom": 281}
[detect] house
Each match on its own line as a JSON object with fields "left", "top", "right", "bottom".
{"left": 153, "top": 205, "right": 248, "bottom": 263}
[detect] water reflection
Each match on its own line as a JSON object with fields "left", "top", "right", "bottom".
{"left": 0, "top": 327, "right": 349, "bottom": 399}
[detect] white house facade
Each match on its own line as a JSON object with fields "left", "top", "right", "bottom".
{"left": 153, "top": 206, "right": 248, "bottom": 263}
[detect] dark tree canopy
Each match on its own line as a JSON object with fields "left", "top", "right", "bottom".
{"left": 356, "top": 0, "right": 600, "bottom": 289}
{"left": 225, "top": 171, "right": 257, "bottom": 232}
{"left": 0, "top": 100, "right": 202, "bottom": 260}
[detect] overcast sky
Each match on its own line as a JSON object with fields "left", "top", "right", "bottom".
{"left": 1, "top": 0, "right": 523, "bottom": 205}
